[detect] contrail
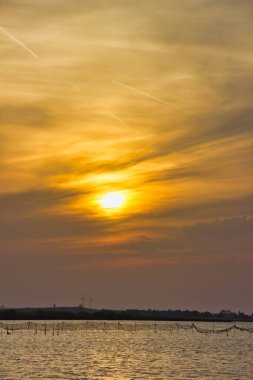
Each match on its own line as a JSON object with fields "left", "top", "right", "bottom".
{"left": 112, "top": 80, "right": 185, "bottom": 111}
{"left": 0, "top": 26, "right": 38, "bottom": 58}
{"left": 107, "top": 111, "right": 129, "bottom": 128}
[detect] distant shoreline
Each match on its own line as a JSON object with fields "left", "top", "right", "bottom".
{"left": 0, "top": 307, "right": 252, "bottom": 322}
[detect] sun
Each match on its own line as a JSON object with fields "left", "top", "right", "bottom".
{"left": 99, "top": 191, "right": 126, "bottom": 209}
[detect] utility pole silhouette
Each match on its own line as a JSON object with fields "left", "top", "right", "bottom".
{"left": 80, "top": 293, "right": 95, "bottom": 309}
{"left": 80, "top": 293, "right": 86, "bottom": 308}
{"left": 88, "top": 297, "right": 95, "bottom": 309}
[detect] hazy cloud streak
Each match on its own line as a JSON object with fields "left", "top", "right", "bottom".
{"left": 107, "top": 112, "right": 129, "bottom": 128}
{"left": 112, "top": 80, "right": 188, "bottom": 111}
{"left": 0, "top": 26, "right": 38, "bottom": 58}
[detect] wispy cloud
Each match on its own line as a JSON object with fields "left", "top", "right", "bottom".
{"left": 107, "top": 111, "right": 129, "bottom": 128}
{"left": 112, "top": 80, "right": 187, "bottom": 111}
{"left": 0, "top": 26, "right": 38, "bottom": 58}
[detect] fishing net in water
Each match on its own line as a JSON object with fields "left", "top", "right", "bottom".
{"left": 0, "top": 321, "right": 252, "bottom": 335}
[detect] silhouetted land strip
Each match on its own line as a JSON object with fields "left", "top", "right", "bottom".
{"left": 0, "top": 307, "right": 252, "bottom": 322}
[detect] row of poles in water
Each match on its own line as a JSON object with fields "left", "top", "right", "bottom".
{"left": 0, "top": 321, "right": 253, "bottom": 336}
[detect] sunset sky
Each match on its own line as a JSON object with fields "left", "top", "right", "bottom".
{"left": 0, "top": 0, "right": 252, "bottom": 312}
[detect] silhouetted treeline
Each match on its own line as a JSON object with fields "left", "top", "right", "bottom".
{"left": 0, "top": 307, "right": 252, "bottom": 322}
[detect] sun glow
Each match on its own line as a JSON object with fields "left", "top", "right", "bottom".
{"left": 99, "top": 191, "right": 126, "bottom": 209}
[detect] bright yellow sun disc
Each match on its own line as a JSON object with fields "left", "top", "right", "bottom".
{"left": 99, "top": 192, "right": 125, "bottom": 209}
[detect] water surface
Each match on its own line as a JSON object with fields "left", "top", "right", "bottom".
{"left": 0, "top": 321, "right": 252, "bottom": 379}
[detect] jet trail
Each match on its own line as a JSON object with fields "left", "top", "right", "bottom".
{"left": 107, "top": 112, "right": 129, "bottom": 128}
{"left": 112, "top": 80, "right": 185, "bottom": 111}
{"left": 0, "top": 27, "right": 38, "bottom": 58}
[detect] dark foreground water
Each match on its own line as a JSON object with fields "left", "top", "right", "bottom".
{"left": 0, "top": 321, "right": 252, "bottom": 379}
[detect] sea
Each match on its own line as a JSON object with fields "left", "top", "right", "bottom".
{"left": 0, "top": 321, "right": 252, "bottom": 379}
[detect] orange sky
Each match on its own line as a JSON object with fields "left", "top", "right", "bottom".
{"left": 0, "top": 0, "right": 252, "bottom": 312}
